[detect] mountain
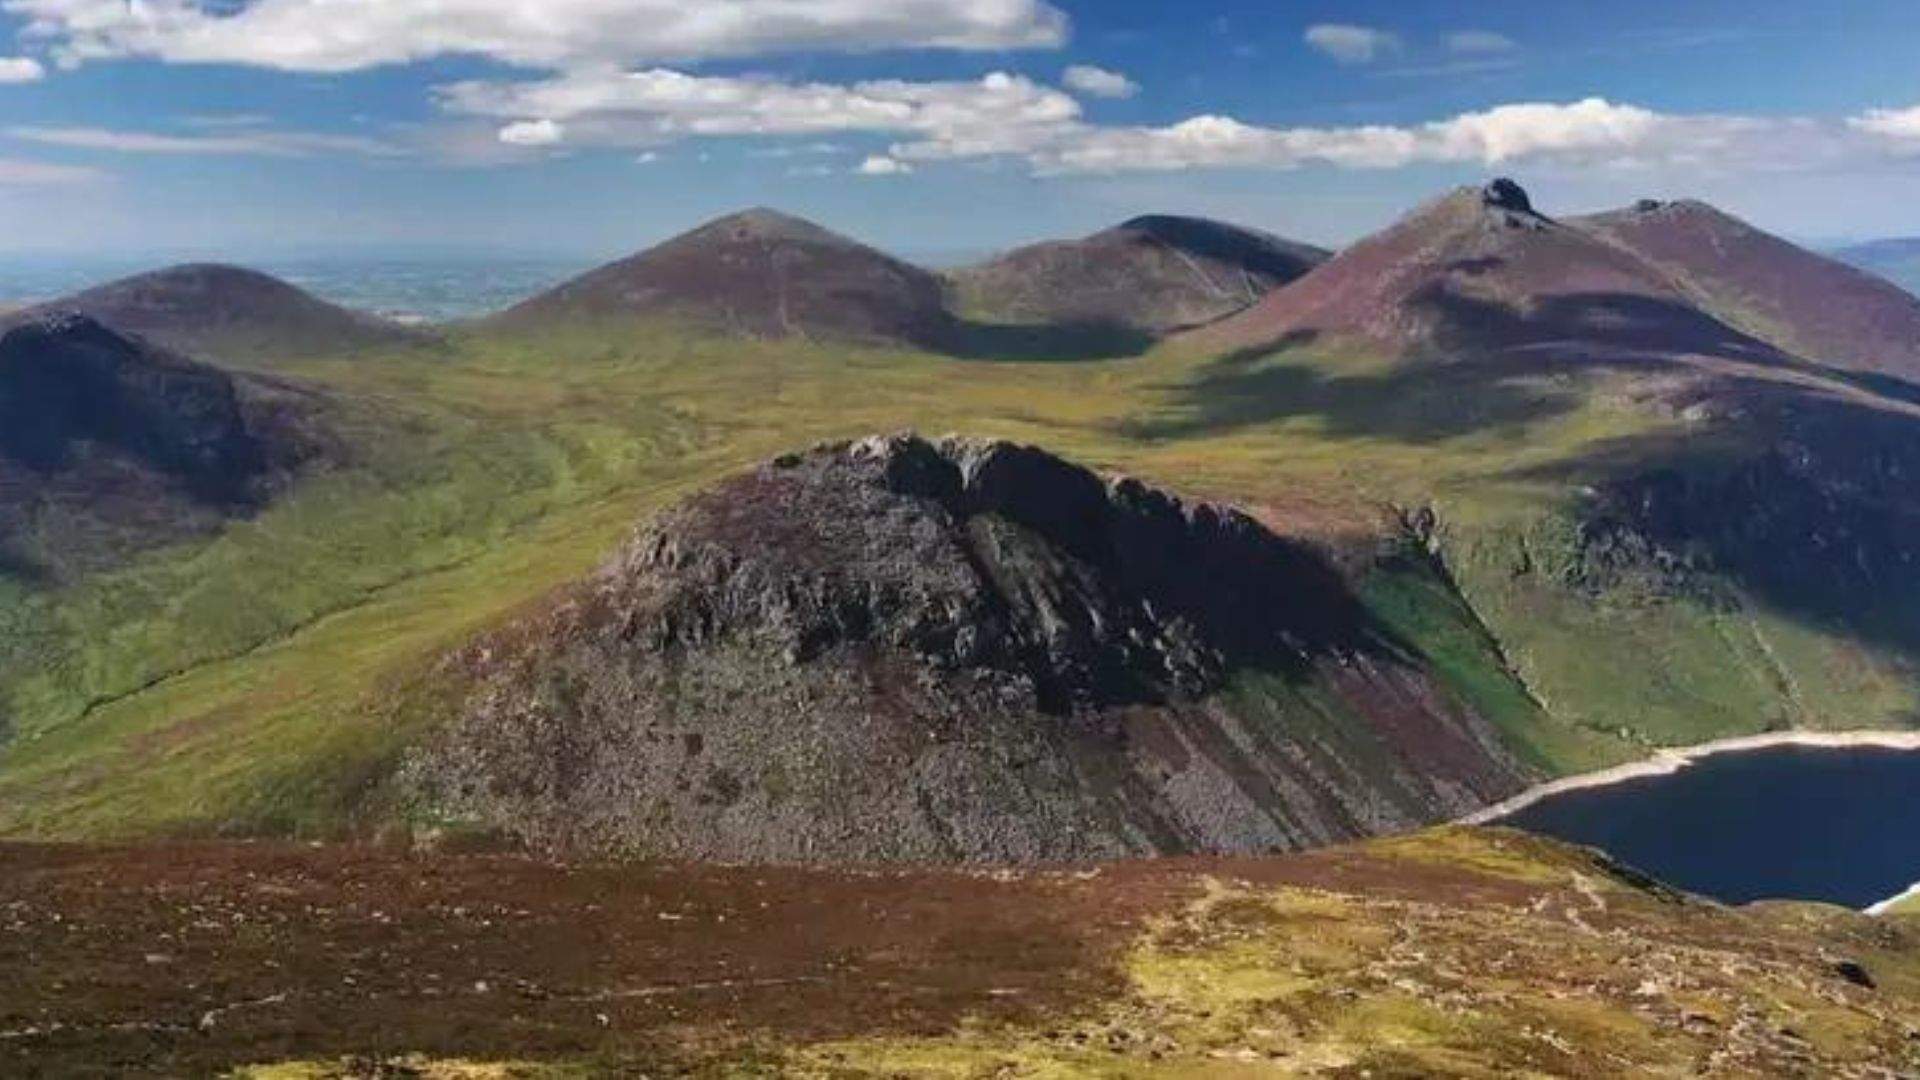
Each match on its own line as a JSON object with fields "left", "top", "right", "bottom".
{"left": 949, "top": 214, "right": 1328, "bottom": 335}
{"left": 1578, "top": 200, "right": 1920, "bottom": 381}
{"left": 490, "top": 208, "right": 956, "bottom": 349}
{"left": 0, "top": 314, "right": 328, "bottom": 579}
{"left": 1835, "top": 237, "right": 1920, "bottom": 299}
{"left": 406, "top": 433, "right": 1534, "bottom": 862}
{"left": 15, "top": 264, "right": 422, "bottom": 362}
{"left": 1191, "top": 179, "right": 1784, "bottom": 365}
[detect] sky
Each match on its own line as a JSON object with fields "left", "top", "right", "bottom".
{"left": 0, "top": 0, "right": 1916, "bottom": 261}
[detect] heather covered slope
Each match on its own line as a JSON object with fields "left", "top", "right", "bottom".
{"left": 14, "top": 263, "right": 423, "bottom": 363}
{"left": 0, "top": 314, "right": 331, "bottom": 580}
{"left": 950, "top": 214, "right": 1328, "bottom": 335}
{"left": 1191, "top": 179, "right": 1783, "bottom": 365}
{"left": 407, "top": 434, "right": 1534, "bottom": 861}
{"left": 490, "top": 208, "right": 957, "bottom": 349}
{"left": 1580, "top": 199, "right": 1920, "bottom": 381}
{"left": 12, "top": 828, "right": 1920, "bottom": 1077}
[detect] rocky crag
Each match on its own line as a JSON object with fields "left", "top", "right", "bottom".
{"left": 408, "top": 433, "right": 1535, "bottom": 862}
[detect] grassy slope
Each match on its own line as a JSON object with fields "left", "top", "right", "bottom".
{"left": 0, "top": 322, "right": 1913, "bottom": 837}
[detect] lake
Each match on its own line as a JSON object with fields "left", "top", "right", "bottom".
{"left": 1491, "top": 743, "right": 1920, "bottom": 910}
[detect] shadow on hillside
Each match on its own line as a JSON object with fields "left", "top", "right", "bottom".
{"left": 1407, "top": 283, "right": 1788, "bottom": 365}
{"left": 1505, "top": 373, "right": 1920, "bottom": 663}
{"left": 1119, "top": 288, "right": 1792, "bottom": 444}
{"left": 940, "top": 318, "right": 1157, "bottom": 362}
{"left": 0, "top": 543, "right": 47, "bottom": 587}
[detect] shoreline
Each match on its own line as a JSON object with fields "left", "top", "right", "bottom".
{"left": 1461, "top": 729, "right": 1920, "bottom": 827}
{"left": 1869, "top": 883, "right": 1920, "bottom": 917}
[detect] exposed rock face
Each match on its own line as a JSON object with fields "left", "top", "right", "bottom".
{"left": 0, "top": 314, "right": 328, "bottom": 576}
{"left": 491, "top": 209, "right": 957, "bottom": 349}
{"left": 949, "top": 214, "right": 1328, "bottom": 335}
{"left": 15, "top": 263, "right": 420, "bottom": 361}
{"left": 409, "top": 434, "right": 1534, "bottom": 864}
{"left": 1481, "top": 177, "right": 1536, "bottom": 216}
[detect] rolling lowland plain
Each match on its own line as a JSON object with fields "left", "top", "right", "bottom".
{"left": 9, "top": 185, "right": 1920, "bottom": 1076}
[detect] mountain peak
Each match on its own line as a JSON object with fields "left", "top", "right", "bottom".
{"left": 490, "top": 207, "right": 952, "bottom": 347}
{"left": 950, "top": 213, "right": 1326, "bottom": 336}
{"left": 13, "top": 262, "right": 418, "bottom": 361}
{"left": 680, "top": 206, "right": 849, "bottom": 248}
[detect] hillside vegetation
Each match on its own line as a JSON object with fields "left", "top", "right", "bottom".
{"left": 10, "top": 828, "right": 1920, "bottom": 1076}
{"left": 3, "top": 185, "right": 1919, "bottom": 842}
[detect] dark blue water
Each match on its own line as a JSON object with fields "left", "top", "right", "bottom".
{"left": 1495, "top": 746, "right": 1920, "bottom": 909}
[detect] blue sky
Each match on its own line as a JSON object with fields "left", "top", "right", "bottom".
{"left": 0, "top": 0, "right": 1916, "bottom": 260}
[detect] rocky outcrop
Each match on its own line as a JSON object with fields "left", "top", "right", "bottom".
{"left": 1481, "top": 177, "right": 1537, "bottom": 216}
{"left": 408, "top": 434, "right": 1535, "bottom": 863}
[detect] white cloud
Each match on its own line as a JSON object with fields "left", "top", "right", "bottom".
{"left": 498, "top": 118, "right": 565, "bottom": 146}
{"left": 899, "top": 97, "right": 1862, "bottom": 178}
{"left": 1304, "top": 24, "right": 1401, "bottom": 65}
{"left": 1850, "top": 104, "right": 1920, "bottom": 141}
{"left": 442, "top": 68, "right": 1081, "bottom": 161}
{"left": 0, "top": 156, "right": 101, "bottom": 184}
{"left": 0, "top": 56, "right": 44, "bottom": 83}
{"left": 1445, "top": 31, "right": 1519, "bottom": 55}
{"left": 5, "top": 0, "right": 1069, "bottom": 73}
{"left": 857, "top": 154, "right": 911, "bottom": 175}
{"left": 635, "top": 150, "right": 661, "bottom": 164}
{"left": 7, "top": 124, "right": 401, "bottom": 157}
{"left": 1062, "top": 64, "right": 1138, "bottom": 99}
{"left": 439, "top": 64, "right": 1918, "bottom": 181}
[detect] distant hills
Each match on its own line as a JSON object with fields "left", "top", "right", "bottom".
{"left": 7, "top": 263, "right": 424, "bottom": 363}
{"left": 948, "top": 214, "right": 1327, "bottom": 335}
{"left": 1836, "top": 237, "right": 1920, "bottom": 297}
{"left": 492, "top": 207, "right": 1323, "bottom": 355}
{"left": 490, "top": 208, "right": 958, "bottom": 349}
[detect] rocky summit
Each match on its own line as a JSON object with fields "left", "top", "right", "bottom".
{"left": 408, "top": 433, "right": 1533, "bottom": 863}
